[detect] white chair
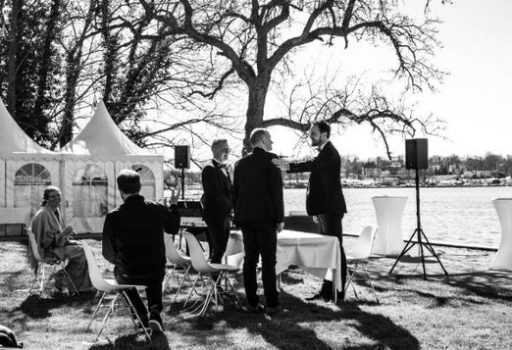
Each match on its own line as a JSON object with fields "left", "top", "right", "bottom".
{"left": 183, "top": 231, "right": 241, "bottom": 316}
{"left": 162, "top": 234, "right": 193, "bottom": 303}
{"left": 345, "top": 226, "right": 380, "bottom": 302}
{"left": 82, "top": 244, "right": 151, "bottom": 342}
{"left": 26, "top": 228, "right": 78, "bottom": 295}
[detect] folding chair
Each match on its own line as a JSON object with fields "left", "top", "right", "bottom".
{"left": 162, "top": 233, "right": 193, "bottom": 303}
{"left": 82, "top": 244, "right": 151, "bottom": 342}
{"left": 345, "top": 226, "right": 380, "bottom": 302}
{"left": 26, "top": 228, "right": 78, "bottom": 295}
{"left": 182, "top": 231, "right": 241, "bottom": 317}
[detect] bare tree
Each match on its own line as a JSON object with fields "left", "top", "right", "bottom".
{"left": 134, "top": 0, "right": 445, "bottom": 153}
{"left": 270, "top": 74, "right": 445, "bottom": 157}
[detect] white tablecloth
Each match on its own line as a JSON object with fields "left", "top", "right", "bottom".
{"left": 225, "top": 229, "right": 342, "bottom": 292}
{"left": 372, "top": 196, "right": 407, "bottom": 255}
{"left": 490, "top": 198, "right": 512, "bottom": 270}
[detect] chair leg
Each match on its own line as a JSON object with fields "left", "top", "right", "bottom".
{"left": 41, "top": 265, "right": 58, "bottom": 293}
{"left": 183, "top": 273, "right": 201, "bottom": 307}
{"left": 87, "top": 291, "right": 108, "bottom": 331}
{"left": 361, "top": 264, "right": 380, "bottom": 303}
{"left": 345, "top": 262, "right": 359, "bottom": 299}
{"left": 121, "top": 290, "right": 151, "bottom": 341}
{"left": 94, "top": 294, "right": 119, "bottom": 342}
{"left": 61, "top": 266, "right": 79, "bottom": 295}
{"left": 224, "top": 273, "right": 242, "bottom": 309}
{"left": 173, "top": 265, "right": 191, "bottom": 303}
{"left": 39, "top": 264, "right": 46, "bottom": 291}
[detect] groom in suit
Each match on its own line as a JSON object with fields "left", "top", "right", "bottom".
{"left": 201, "top": 139, "right": 233, "bottom": 265}
{"left": 233, "top": 128, "right": 284, "bottom": 315}
{"left": 273, "top": 120, "right": 347, "bottom": 302}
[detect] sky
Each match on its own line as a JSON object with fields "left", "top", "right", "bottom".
{"left": 72, "top": 1, "right": 512, "bottom": 163}
{"left": 266, "top": 0, "right": 512, "bottom": 160}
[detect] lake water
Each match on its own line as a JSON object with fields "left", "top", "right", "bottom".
{"left": 284, "top": 187, "right": 512, "bottom": 248}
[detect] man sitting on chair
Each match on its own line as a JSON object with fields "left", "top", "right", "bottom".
{"left": 102, "top": 169, "right": 179, "bottom": 332}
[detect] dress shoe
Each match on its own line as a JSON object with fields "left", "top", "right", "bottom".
{"left": 305, "top": 293, "right": 330, "bottom": 302}
{"left": 265, "top": 305, "right": 281, "bottom": 316}
{"left": 149, "top": 312, "right": 164, "bottom": 332}
{"left": 244, "top": 303, "right": 265, "bottom": 313}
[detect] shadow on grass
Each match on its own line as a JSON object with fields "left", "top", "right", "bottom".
{"left": 359, "top": 268, "right": 512, "bottom": 306}
{"left": 87, "top": 331, "right": 170, "bottom": 350}
{"left": 7, "top": 291, "right": 97, "bottom": 322}
{"left": 170, "top": 292, "right": 419, "bottom": 350}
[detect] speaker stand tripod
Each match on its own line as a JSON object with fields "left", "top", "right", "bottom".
{"left": 389, "top": 168, "right": 449, "bottom": 280}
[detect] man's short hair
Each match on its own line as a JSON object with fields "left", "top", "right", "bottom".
{"left": 250, "top": 128, "right": 268, "bottom": 146}
{"left": 313, "top": 120, "right": 331, "bottom": 138}
{"left": 211, "top": 138, "right": 228, "bottom": 150}
{"left": 117, "top": 169, "right": 141, "bottom": 194}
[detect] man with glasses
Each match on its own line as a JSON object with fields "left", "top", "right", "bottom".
{"left": 201, "top": 138, "right": 233, "bottom": 267}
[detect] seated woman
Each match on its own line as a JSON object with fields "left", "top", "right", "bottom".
{"left": 30, "top": 186, "right": 94, "bottom": 293}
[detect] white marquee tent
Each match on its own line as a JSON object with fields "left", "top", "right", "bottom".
{"left": 0, "top": 100, "right": 61, "bottom": 229}
{"left": 0, "top": 100, "right": 164, "bottom": 235}
{"left": 60, "top": 101, "right": 164, "bottom": 233}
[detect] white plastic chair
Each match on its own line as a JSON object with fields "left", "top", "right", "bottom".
{"left": 345, "top": 226, "right": 380, "bottom": 302}
{"left": 82, "top": 244, "right": 151, "bottom": 342}
{"left": 162, "top": 234, "right": 193, "bottom": 303}
{"left": 26, "top": 228, "right": 78, "bottom": 295}
{"left": 183, "top": 231, "right": 241, "bottom": 316}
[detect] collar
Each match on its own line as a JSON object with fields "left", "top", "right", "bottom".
{"left": 212, "top": 158, "right": 223, "bottom": 166}
{"left": 318, "top": 140, "right": 330, "bottom": 151}
{"left": 253, "top": 146, "right": 266, "bottom": 153}
{"left": 124, "top": 193, "right": 144, "bottom": 202}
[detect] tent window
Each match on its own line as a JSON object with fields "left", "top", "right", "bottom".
{"left": 14, "top": 163, "right": 52, "bottom": 208}
{"left": 132, "top": 164, "right": 156, "bottom": 200}
{"left": 72, "top": 164, "right": 108, "bottom": 218}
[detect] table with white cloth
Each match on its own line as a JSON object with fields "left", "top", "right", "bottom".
{"left": 490, "top": 198, "right": 512, "bottom": 270}
{"left": 224, "top": 229, "right": 342, "bottom": 297}
{"left": 371, "top": 196, "right": 408, "bottom": 256}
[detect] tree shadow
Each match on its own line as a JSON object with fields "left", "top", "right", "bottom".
{"left": 171, "top": 292, "right": 419, "bottom": 350}
{"left": 357, "top": 268, "right": 512, "bottom": 307}
{"left": 5, "top": 291, "right": 97, "bottom": 324}
{"left": 86, "top": 331, "right": 170, "bottom": 350}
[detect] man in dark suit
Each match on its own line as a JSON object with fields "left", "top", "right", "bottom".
{"left": 102, "top": 169, "right": 180, "bottom": 332}
{"left": 233, "top": 128, "right": 284, "bottom": 315}
{"left": 273, "top": 120, "right": 347, "bottom": 302}
{"left": 201, "top": 139, "right": 232, "bottom": 265}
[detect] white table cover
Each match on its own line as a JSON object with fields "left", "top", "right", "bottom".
{"left": 372, "top": 196, "right": 407, "bottom": 255}
{"left": 490, "top": 198, "right": 512, "bottom": 270}
{"left": 225, "top": 229, "right": 342, "bottom": 292}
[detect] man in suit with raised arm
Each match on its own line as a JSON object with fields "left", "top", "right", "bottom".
{"left": 201, "top": 138, "right": 233, "bottom": 265}
{"left": 233, "top": 128, "right": 285, "bottom": 315}
{"left": 102, "top": 169, "right": 180, "bottom": 332}
{"left": 273, "top": 120, "right": 347, "bottom": 302}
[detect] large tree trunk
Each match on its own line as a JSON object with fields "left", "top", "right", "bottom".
{"left": 6, "top": 0, "right": 22, "bottom": 116}
{"left": 59, "top": 51, "right": 81, "bottom": 148}
{"left": 243, "top": 77, "right": 270, "bottom": 154}
{"left": 33, "top": 0, "right": 61, "bottom": 125}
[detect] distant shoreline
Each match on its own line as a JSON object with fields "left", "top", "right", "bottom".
{"left": 285, "top": 183, "right": 512, "bottom": 189}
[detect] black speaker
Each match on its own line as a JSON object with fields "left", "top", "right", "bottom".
{"left": 405, "top": 138, "right": 428, "bottom": 170}
{"left": 174, "top": 145, "right": 190, "bottom": 169}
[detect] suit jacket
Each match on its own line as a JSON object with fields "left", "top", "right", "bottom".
{"left": 289, "top": 141, "right": 347, "bottom": 216}
{"left": 201, "top": 159, "right": 232, "bottom": 221}
{"left": 102, "top": 194, "right": 179, "bottom": 278}
{"left": 233, "top": 147, "right": 284, "bottom": 225}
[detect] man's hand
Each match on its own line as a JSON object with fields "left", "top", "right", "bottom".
{"left": 272, "top": 158, "right": 290, "bottom": 171}
{"left": 276, "top": 222, "right": 284, "bottom": 233}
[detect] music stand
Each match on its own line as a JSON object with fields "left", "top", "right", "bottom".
{"left": 388, "top": 166, "right": 449, "bottom": 280}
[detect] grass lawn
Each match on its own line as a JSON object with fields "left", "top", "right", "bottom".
{"left": 1, "top": 238, "right": 511, "bottom": 350}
